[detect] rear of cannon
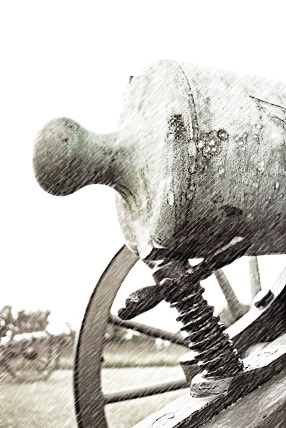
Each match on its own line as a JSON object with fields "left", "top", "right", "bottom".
{"left": 33, "top": 60, "right": 286, "bottom": 427}
{"left": 33, "top": 60, "right": 286, "bottom": 259}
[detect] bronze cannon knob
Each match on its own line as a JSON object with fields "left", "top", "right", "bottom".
{"left": 34, "top": 60, "right": 286, "bottom": 260}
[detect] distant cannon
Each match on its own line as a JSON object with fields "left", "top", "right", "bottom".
{"left": 0, "top": 309, "right": 58, "bottom": 382}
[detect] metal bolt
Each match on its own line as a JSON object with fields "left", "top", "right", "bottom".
{"left": 254, "top": 290, "right": 274, "bottom": 309}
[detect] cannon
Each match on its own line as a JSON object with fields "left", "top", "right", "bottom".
{"left": 0, "top": 309, "right": 58, "bottom": 382}
{"left": 33, "top": 60, "right": 286, "bottom": 427}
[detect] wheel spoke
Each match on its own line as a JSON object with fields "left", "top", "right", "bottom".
{"left": 214, "top": 269, "right": 247, "bottom": 320}
{"left": 104, "top": 379, "right": 188, "bottom": 403}
{"left": 109, "top": 314, "right": 188, "bottom": 347}
{"left": 249, "top": 256, "right": 262, "bottom": 298}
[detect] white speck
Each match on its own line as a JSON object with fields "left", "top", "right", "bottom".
{"left": 241, "top": 146, "right": 246, "bottom": 150}
{"left": 243, "top": 133, "right": 248, "bottom": 138}
{"left": 253, "top": 134, "right": 259, "bottom": 139}
{"left": 256, "top": 123, "right": 263, "bottom": 130}
{"left": 204, "top": 147, "right": 210, "bottom": 152}
{"left": 259, "top": 161, "right": 265, "bottom": 173}
{"left": 209, "top": 139, "right": 216, "bottom": 146}
{"left": 211, "top": 147, "right": 216, "bottom": 152}
{"left": 253, "top": 183, "right": 259, "bottom": 189}
{"left": 188, "top": 141, "right": 196, "bottom": 157}
{"left": 235, "top": 136, "right": 240, "bottom": 141}
{"left": 168, "top": 133, "right": 174, "bottom": 140}
{"left": 238, "top": 140, "right": 244, "bottom": 146}
{"left": 280, "top": 194, "right": 284, "bottom": 198}
{"left": 167, "top": 191, "right": 174, "bottom": 206}
{"left": 197, "top": 140, "right": 204, "bottom": 148}
{"left": 274, "top": 181, "right": 280, "bottom": 190}
{"left": 218, "top": 166, "right": 225, "bottom": 176}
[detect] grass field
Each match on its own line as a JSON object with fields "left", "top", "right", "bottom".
{"left": 1, "top": 367, "right": 187, "bottom": 428}
{"left": 57, "top": 340, "right": 187, "bottom": 370}
{"left": 103, "top": 341, "right": 187, "bottom": 368}
{"left": 1, "top": 343, "right": 188, "bottom": 428}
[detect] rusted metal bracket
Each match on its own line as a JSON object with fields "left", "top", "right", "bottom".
{"left": 133, "top": 268, "right": 286, "bottom": 427}
{"left": 181, "top": 266, "right": 286, "bottom": 381}
{"left": 118, "top": 236, "right": 250, "bottom": 320}
{"left": 118, "top": 248, "right": 286, "bottom": 428}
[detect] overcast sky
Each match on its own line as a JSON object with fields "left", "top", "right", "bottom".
{"left": 1, "top": 1, "right": 286, "bottom": 333}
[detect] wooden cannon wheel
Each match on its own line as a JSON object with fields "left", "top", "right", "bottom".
{"left": 74, "top": 246, "right": 192, "bottom": 428}
{"left": 74, "top": 246, "right": 286, "bottom": 428}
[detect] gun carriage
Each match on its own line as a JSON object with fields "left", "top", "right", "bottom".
{"left": 34, "top": 60, "right": 286, "bottom": 427}
{"left": 0, "top": 309, "right": 58, "bottom": 382}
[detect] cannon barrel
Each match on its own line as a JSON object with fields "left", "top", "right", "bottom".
{"left": 33, "top": 60, "right": 286, "bottom": 259}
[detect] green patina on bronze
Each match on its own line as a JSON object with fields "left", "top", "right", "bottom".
{"left": 33, "top": 60, "right": 286, "bottom": 260}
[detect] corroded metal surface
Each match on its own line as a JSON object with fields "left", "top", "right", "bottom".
{"left": 180, "top": 266, "right": 286, "bottom": 381}
{"left": 119, "top": 236, "right": 250, "bottom": 319}
{"left": 119, "top": 238, "right": 250, "bottom": 379}
{"left": 118, "top": 61, "right": 286, "bottom": 258}
{"left": 33, "top": 60, "right": 286, "bottom": 260}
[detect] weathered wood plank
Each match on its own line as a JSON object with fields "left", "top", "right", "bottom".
{"left": 134, "top": 334, "right": 286, "bottom": 427}
{"left": 202, "top": 368, "right": 286, "bottom": 428}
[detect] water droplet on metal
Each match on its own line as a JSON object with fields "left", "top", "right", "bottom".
{"left": 218, "top": 166, "right": 225, "bottom": 176}
{"left": 188, "top": 140, "right": 196, "bottom": 157}
{"left": 167, "top": 191, "right": 174, "bottom": 206}
{"left": 188, "top": 156, "right": 196, "bottom": 173}
{"left": 217, "top": 129, "right": 229, "bottom": 141}
{"left": 259, "top": 161, "right": 265, "bottom": 173}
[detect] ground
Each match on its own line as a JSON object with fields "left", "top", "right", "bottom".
{"left": 1, "top": 342, "right": 187, "bottom": 428}
{"left": 1, "top": 368, "right": 187, "bottom": 428}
